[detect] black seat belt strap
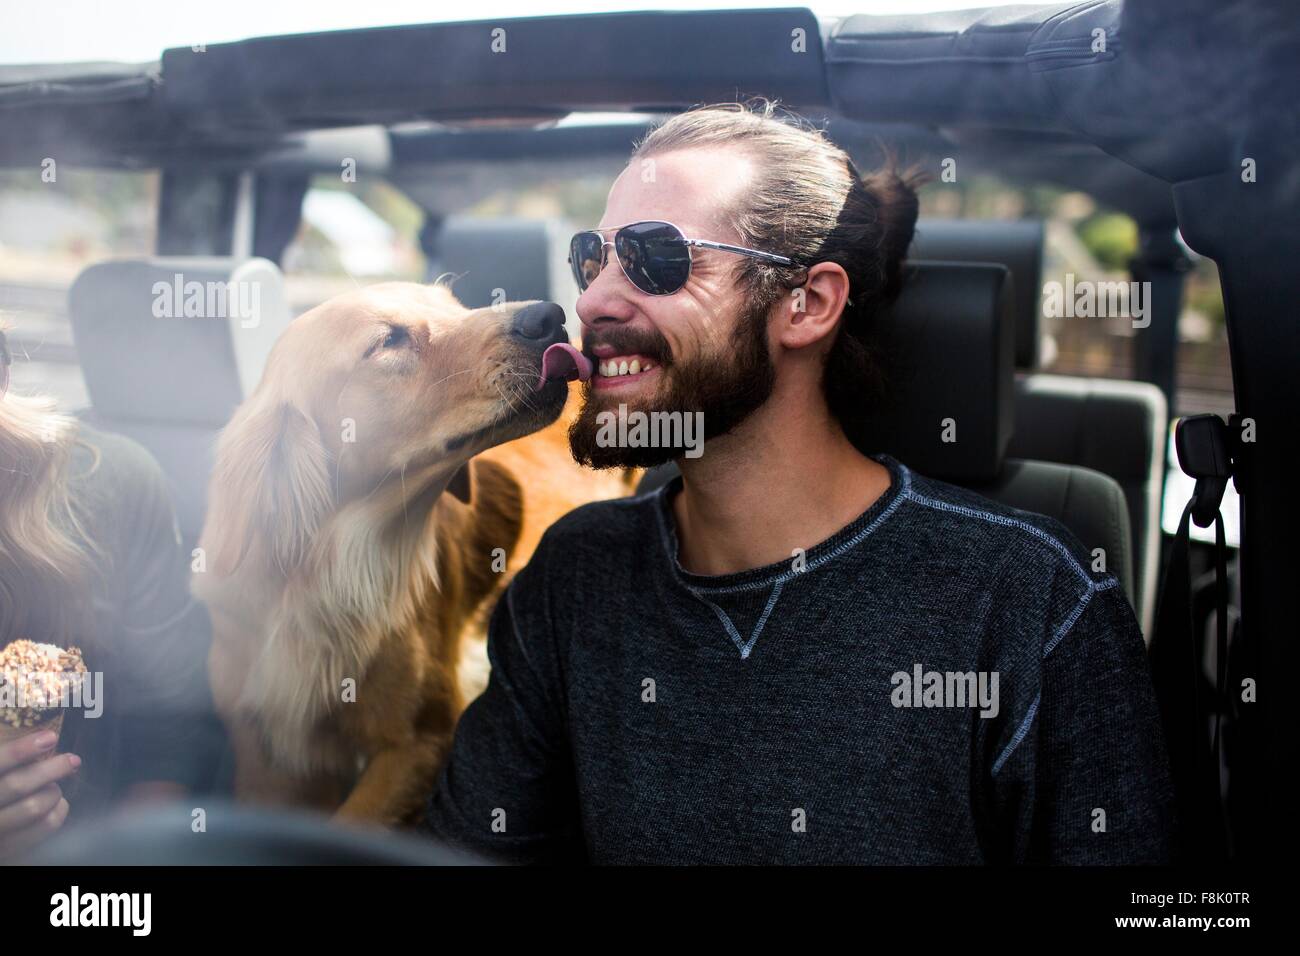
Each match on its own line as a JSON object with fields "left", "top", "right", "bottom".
{"left": 1150, "top": 414, "right": 1233, "bottom": 862}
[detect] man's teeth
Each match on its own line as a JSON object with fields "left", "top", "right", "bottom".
{"left": 598, "top": 357, "right": 655, "bottom": 377}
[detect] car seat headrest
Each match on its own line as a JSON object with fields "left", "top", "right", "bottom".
{"left": 427, "top": 216, "right": 575, "bottom": 317}
{"left": 854, "top": 260, "right": 1014, "bottom": 482}
{"left": 68, "top": 257, "right": 287, "bottom": 426}
{"left": 910, "top": 218, "right": 1044, "bottom": 369}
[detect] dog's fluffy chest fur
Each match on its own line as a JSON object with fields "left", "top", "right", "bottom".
{"left": 231, "top": 492, "right": 459, "bottom": 777}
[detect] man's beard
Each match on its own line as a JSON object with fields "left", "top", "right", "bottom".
{"left": 568, "top": 300, "right": 776, "bottom": 469}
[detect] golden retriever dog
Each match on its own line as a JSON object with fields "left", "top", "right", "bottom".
{"left": 192, "top": 282, "right": 632, "bottom": 826}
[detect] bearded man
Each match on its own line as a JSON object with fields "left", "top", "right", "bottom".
{"left": 420, "top": 103, "right": 1175, "bottom": 865}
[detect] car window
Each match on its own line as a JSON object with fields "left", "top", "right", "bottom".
{"left": 0, "top": 168, "right": 158, "bottom": 411}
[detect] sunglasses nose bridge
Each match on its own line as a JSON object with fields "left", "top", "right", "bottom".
{"left": 589, "top": 238, "right": 619, "bottom": 286}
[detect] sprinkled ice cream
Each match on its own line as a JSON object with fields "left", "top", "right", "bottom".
{"left": 0, "top": 639, "right": 87, "bottom": 736}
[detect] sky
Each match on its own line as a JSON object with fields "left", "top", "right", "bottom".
{"left": 1, "top": 0, "right": 1012, "bottom": 64}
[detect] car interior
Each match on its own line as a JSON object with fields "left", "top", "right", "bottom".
{"left": 1, "top": 0, "right": 1292, "bottom": 868}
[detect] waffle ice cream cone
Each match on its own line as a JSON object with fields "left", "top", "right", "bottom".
{"left": 0, "top": 709, "right": 63, "bottom": 748}
{"left": 0, "top": 640, "right": 85, "bottom": 753}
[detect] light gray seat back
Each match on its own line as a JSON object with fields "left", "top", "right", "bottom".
{"left": 1008, "top": 373, "right": 1166, "bottom": 633}
{"left": 67, "top": 256, "right": 291, "bottom": 546}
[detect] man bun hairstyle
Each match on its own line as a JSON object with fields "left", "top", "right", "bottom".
{"left": 632, "top": 100, "right": 927, "bottom": 450}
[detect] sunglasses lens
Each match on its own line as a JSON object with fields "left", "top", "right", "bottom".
{"left": 569, "top": 232, "right": 605, "bottom": 292}
{"left": 616, "top": 221, "right": 690, "bottom": 295}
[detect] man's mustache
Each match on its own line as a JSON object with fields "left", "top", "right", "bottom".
{"left": 581, "top": 325, "right": 672, "bottom": 367}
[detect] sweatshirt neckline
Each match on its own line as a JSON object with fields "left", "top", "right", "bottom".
{"left": 652, "top": 455, "right": 909, "bottom": 595}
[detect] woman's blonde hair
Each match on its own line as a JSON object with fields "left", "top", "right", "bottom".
{"left": 0, "top": 323, "right": 101, "bottom": 646}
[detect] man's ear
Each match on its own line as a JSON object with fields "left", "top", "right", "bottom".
{"left": 779, "top": 262, "right": 852, "bottom": 350}
{"left": 445, "top": 461, "right": 473, "bottom": 504}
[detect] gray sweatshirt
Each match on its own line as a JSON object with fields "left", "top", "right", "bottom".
{"left": 422, "top": 455, "right": 1176, "bottom": 864}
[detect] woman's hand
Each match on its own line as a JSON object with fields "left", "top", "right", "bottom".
{"left": 0, "top": 728, "right": 80, "bottom": 861}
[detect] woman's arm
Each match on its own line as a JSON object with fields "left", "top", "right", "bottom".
{"left": 88, "top": 432, "right": 229, "bottom": 798}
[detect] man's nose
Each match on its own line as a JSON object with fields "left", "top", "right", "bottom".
{"left": 575, "top": 261, "right": 636, "bottom": 331}
{"left": 510, "top": 302, "right": 567, "bottom": 347}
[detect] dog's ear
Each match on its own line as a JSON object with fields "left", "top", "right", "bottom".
{"left": 445, "top": 461, "right": 473, "bottom": 504}
{"left": 205, "top": 399, "right": 333, "bottom": 576}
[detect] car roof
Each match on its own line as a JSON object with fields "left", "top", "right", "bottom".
{"left": 2, "top": 3, "right": 1290, "bottom": 227}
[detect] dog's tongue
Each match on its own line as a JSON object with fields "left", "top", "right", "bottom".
{"left": 537, "top": 343, "right": 592, "bottom": 389}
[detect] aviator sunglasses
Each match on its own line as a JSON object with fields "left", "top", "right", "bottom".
{"left": 568, "top": 219, "right": 798, "bottom": 296}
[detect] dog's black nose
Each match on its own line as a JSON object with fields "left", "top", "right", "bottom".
{"left": 511, "top": 302, "right": 566, "bottom": 345}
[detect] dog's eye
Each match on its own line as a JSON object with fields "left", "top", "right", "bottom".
{"left": 367, "top": 325, "right": 411, "bottom": 357}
